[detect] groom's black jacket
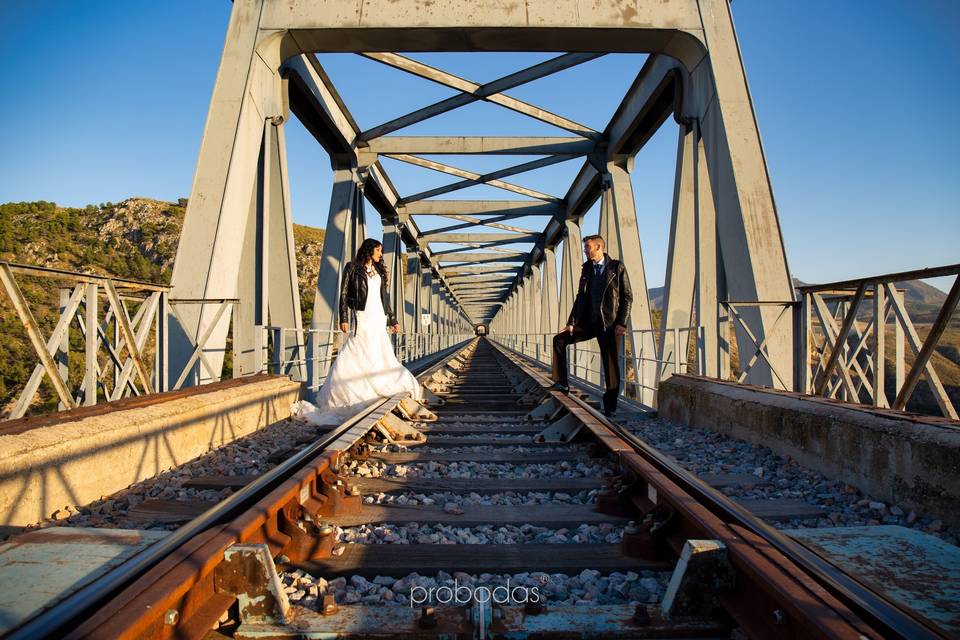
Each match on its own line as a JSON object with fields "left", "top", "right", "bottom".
{"left": 566, "top": 253, "right": 633, "bottom": 331}
{"left": 338, "top": 261, "right": 397, "bottom": 327}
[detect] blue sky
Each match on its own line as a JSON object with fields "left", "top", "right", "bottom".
{"left": 0, "top": 1, "right": 957, "bottom": 292}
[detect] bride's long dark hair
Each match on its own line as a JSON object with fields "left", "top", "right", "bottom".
{"left": 355, "top": 238, "right": 388, "bottom": 279}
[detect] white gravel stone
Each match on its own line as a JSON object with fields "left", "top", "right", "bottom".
{"left": 334, "top": 522, "right": 623, "bottom": 545}
{"left": 623, "top": 417, "right": 959, "bottom": 546}
{"left": 43, "top": 418, "right": 324, "bottom": 531}
{"left": 280, "top": 568, "right": 671, "bottom": 608}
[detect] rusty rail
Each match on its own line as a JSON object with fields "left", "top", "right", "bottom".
{"left": 5, "top": 339, "right": 471, "bottom": 640}
{"left": 9, "top": 336, "right": 948, "bottom": 639}
{"left": 489, "top": 339, "right": 947, "bottom": 640}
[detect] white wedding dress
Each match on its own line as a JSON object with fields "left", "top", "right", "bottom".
{"left": 295, "top": 271, "right": 422, "bottom": 425}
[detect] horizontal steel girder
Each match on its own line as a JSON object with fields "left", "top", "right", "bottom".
{"left": 403, "top": 200, "right": 560, "bottom": 216}
{"left": 443, "top": 266, "right": 520, "bottom": 275}
{"left": 366, "top": 136, "right": 594, "bottom": 156}
{"left": 392, "top": 154, "right": 570, "bottom": 204}
{"left": 434, "top": 252, "right": 526, "bottom": 263}
{"left": 423, "top": 232, "right": 540, "bottom": 243}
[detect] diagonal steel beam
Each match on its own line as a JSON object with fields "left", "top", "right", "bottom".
{"left": 422, "top": 214, "right": 538, "bottom": 236}
{"left": 391, "top": 154, "right": 561, "bottom": 203}
{"left": 359, "top": 52, "right": 603, "bottom": 140}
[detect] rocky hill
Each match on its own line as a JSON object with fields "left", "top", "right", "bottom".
{"left": 0, "top": 198, "right": 324, "bottom": 415}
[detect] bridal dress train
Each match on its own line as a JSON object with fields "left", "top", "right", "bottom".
{"left": 294, "top": 271, "right": 422, "bottom": 426}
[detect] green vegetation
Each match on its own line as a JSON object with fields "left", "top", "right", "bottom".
{"left": 0, "top": 198, "right": 325, "bottom": 417}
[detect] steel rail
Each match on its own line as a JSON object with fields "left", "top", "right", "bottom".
{"left": 491, "top": 338, "right": 948, "bottom": 640}
{"left": 5, "top": 339, "right": 473, "bottom": 640}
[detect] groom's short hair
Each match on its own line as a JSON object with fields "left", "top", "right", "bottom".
{"left": 583, "top": 234, "right": 605, "bottom": 247}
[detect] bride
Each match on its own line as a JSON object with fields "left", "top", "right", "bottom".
{"left": 296, "top": 238, "right": 423, "bottom": 424}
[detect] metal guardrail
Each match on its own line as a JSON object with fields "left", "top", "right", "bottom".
{"left": 258, "top": 326, "right": 476, "bottom": 394}
{"left": 5, "top": 338, "right": 474, "bottom": 640}
{"left": 798, "top": 263, "right": 959, "bottom": 419}
{"left": 0, "top": 261, "right": 473, "bottom": 420}
{"left": 3, "top": 258, "right": 957, "bottom": 420}
{"left": 0, "top": 262, "right": 240, "bottom": 419}
{"left": 491, "top": 327, "right": 698, "bottom": 409}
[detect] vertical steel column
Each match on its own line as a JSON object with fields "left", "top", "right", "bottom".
{"left": 167, "top": 0, "right": 274, "bottom": 387}
{"left": 800, "top": 292, "right": 812, "bottom": 394}
{"left": 57, "top": 288, "right": 70, "bottom": 411}
{"left": 430, "top": 276, "right": 440, "bottom": 354}
{"left": 85, "top": 283, "right": 98, "bottom": 405}
{"left": 893, "top": 287, "right": 905, "bottom": 398}
{"left": 530, "top": 262, "right": 544, "bottom": 360}
{"left": 401, "top": 254, "right": 419, "bottom": 361}
{"left": 112, "top": 314, "right": 120, "bottom": 392}
{"left": 155, "top": 291, "right": 169, "bottom": 394}
{"left": 518, "top": 272, "right": 530, "bottom": 354}
{"left": 693, "top": 121, "right": 719, "bottom": 378}
{"left": 438, "top": 289, "right": 448, "bottom": 349}
{"left": 309, "top": 168, "right": 366, "bottom": 390}
{"left": 602, "top": 159, "right": 657, "bottom": 406}
{"left": 264, "top": 119, "right": 306, "bottom": 382}
{"left": 541, "top": 247, "right": 560, "bottom": 329}
{"left": 873, "top": 282, "right": 888, "bottom": 407}
{"left": 382, "top": 220, "right": 404, "bottom": 355}
{"left": 541, "top": 246, "right": 559, "bottom": 366}
{"left": 559, "top": 219, "right": 583, "bottom": 381}
{"left": 420, "top": 264, "right": 433, "bottom": 358}
{"left": 696, "top": 0, "right": 795, "bottom": 389}
{"left": 658, "top": 125, "right": 696, "bottom": 381}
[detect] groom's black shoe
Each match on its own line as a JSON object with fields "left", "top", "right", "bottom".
{"left": 602, "top": 408, "right": 617, "bottom": 418}
{"left": 550, "top": 382, "right": 569, "bottom": 394}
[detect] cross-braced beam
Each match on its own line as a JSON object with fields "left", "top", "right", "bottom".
{"left": 422, "top": 214, "right": 538, "bottom": 236}
{"left": 431, "top": 243, "right": 531, "bottom": 256}
{"left": 391, "top": 154, "right": 566, "bottom": 204}
{"left": 404, "top": 200, "right": 559, "bottom": 216}
{"left": 359, "top": 52, "right": 603, "bottom": 140}
{"left": 424, "top": 232, "right": 539, "bottom": 243}
{"left": 435, "top": 252, "right": 527, "bottom": 264}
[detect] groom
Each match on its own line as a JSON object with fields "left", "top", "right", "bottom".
{"left": 551, "top": 234, "right": 633, "bottom": 416}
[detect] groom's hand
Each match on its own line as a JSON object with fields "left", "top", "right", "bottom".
{"left": 614, "top": 324, "right": 627, "bottom": 337}
{"left": 391, "top": 324, "right": 401, "bottom": 333}
{"left": 560, "top": 325, "right": 574, "bottom": 334}
{"left": 339, "top": 322, "right": 349, "bottom": 332}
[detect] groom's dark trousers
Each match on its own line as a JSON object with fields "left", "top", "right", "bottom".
{"left": 552, "top": 323, "right": 621, "bottom": 413}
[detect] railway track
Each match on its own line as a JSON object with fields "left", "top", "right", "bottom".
{"left": 3, "top": 338, "right": 951, "bottom": 639}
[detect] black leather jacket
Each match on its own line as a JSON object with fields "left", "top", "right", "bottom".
{"left": 338, "top": 261, "right": 397, "bottom": 329}
{"left": 566, "top": 254, "right": 633, "bottom": 330}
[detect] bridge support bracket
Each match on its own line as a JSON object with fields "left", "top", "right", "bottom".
{"left": 525, "top": 396, "right": 564, "bottom": 421}
{"left": 215, "top": 544, "right": 291, "bottom": 626}
{"left": 533, "top": 412, "right": 582, "bottom": 443}
{"left": 661, "top": 539, "right": 735, "bottom": 619}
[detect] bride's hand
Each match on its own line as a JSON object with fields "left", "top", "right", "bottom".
{"left": 340, "top": 322, "right": 349, "bottom": 332}
{"left": 391, "top": 324, "right": 401, "bottom": 333}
